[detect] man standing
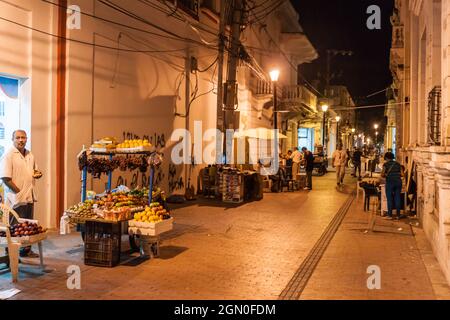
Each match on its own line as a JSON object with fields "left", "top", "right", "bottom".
{"left": 290, "top": 147, "right": 302, "bottom": 179}
{"left": 352, "top": 147, "right": 363, "bottom": 179}
{"left": 0, "top": 130, "right": 42, "bottom": 258}
{"left": 302, "top": 147, "right": 314, "bottom": 190}
{"left": 332, "top": 144, "right": 348, "bottom": 187}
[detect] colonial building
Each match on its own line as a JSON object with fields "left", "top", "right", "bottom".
{"left": 0, "top": 0, "right": 317, "bottom": 227}
{"left": 390, "top": 0, "right": 450, "bottom": 284}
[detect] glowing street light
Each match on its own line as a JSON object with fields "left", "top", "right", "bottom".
{"left": 374, "top": 124, "right": 379, "bottom": 130}
{"left": 321, "top": 104, "right": 329, "bottom": 112}
{"left": 269, "top": 69, "right": 280, "bottom": 82}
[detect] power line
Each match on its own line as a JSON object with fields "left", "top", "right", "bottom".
{"left": 97, "top": 0, "right": 218, "bottom": 50}
{"left": 41, "top": 0, "right": 215, "bottom": 49}
{"left": 0, "top": 15, "right": 192, "bottom": 54}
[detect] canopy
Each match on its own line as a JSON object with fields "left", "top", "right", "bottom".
{"left": 234, "top": 128, "right": 287, "bottom": 140}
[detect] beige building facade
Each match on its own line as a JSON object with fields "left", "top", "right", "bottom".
{"left": 0, "top": 0, "right": 317, "bottom": 228}
{"left": 390, "top": 0, "right": 450, "bottom": 284}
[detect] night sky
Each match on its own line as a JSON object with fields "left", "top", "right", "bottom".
{"left": 292, "top": 0, "right": 394, "bottom": 139}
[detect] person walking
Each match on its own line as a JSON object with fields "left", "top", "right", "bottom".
{"left": 290, "top": 147, "right": 302, "bottom": 179}
{"left": 285, "top": 150, "right": 293, "bottom": 179}
{"left": 381, "top": 152, "right": 404, "bottom": 220}
{"left": 332, "top": 144, "right": 348, "bottom": 187}
{"left": 0, "top": 130, "right": 42, "bottom": 257}
{"left": 301, "top": 147, "right": 314, "bottom": 190}
{"left": 352, "top": 147, "right": 363, "bottom": 179}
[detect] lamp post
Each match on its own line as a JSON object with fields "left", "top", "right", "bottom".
{"left": 270, "top": 69, "right": 280, "bottom": 168}
{"left": 351, "top": 128, "right": 356, "bottom": 148}
{"left": 321, "top": 104, "right": 329, "bottom": 151}
{"left": 336, "top": 115, "right": 341, "bottom": 146}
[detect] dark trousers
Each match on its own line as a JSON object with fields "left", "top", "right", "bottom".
{"left": 12, "top": 203, "right": 34, "bottom": 254}
{"left": 386, "top": 179, "right": 402, "bottom": 217}
{"left": 353, "top": 162, "right": 361, "bottom": 177}
{"left": 306, "top": 170, "right": 313, "bottom": 189}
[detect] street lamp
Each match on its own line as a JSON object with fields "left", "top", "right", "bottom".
{"left": 270, "top": 69, "right": 280, "bottom": 166}
{"left": 374, "top": 124, "right": 379, "bottom": 130}
{"left": 375, "top": 131, "right": 379, "bottom": 145}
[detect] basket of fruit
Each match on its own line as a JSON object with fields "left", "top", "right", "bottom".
{"left": 128, "top": 202, "right": 173, "bottom": 236}
{"left": 0, "top": 220, "right": 48, "bottom": 245}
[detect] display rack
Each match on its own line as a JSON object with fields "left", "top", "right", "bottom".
{"left": 80, "top": 150, "right": 157, "bottom": 206}
{"left": 221, "top": 168, "right": 244, "bottom": 203}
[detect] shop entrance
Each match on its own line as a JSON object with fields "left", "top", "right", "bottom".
{"left": 0, "top": 74, "right": 30, "bottom": 201}
{"left": 298, "top": 127, "right": 315, "bottom": 152}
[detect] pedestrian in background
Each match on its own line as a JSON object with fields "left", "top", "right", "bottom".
{"left": 286, "top": 150, "right": 293, "bottom": 179}
{"left": 290, "top": 147, "right": 302, "bottom": 179}
{"left": 0, "top": 130, "right": 42, "bottom": 258}
{"left": 352, "top": 147, "right": 363, "bottom": 179}
{"left": 332, "top": 144, "right": 348, "bottom": 187}
{"left": 381, "top": 152, "right": 404, "bottom": 220}
{"left": 302, "top": 147, "right": 314, "bottom": 190}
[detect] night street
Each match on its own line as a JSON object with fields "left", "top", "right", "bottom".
{"left": 1, "top": 0, "right": 450, "bottom": 308}
{"left": 1, "top": 173, "right": 449, "bottom": 300}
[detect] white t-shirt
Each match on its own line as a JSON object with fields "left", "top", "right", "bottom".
{"left": 332, "top": 149, "right": 348, "bottom": 167}
{"left": 290, "top": 150, "right": 303, "bottom": 164}
{"left": 0, "top": 147, "right": 37, "bottom": 208}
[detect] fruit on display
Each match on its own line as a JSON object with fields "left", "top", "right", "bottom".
{"left": 66, "top": 188, "right": 165, "bottom": 223}
{"left": 90, "top": 137, "right": 118, "bottom": 151}
{"left": 133, "top": 202, "right": 171, "bottom": 223}
{"left": 0, "top": 221, "right": 46, "bottom": 238}
{"left": 67, "top": 200, "right": 97, "bottom": 220}
{"left": 116, "top": 139, "right": 151, "bottom": 149}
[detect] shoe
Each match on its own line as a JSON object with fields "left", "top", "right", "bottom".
{"left": 383, "top": 216, "right": 393, "bottom": 220}
{"left": 303, "top": 187, "right": 309, "bottom": 190}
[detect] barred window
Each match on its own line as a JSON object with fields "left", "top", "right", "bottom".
{"left": 428, "top": 86, "right": 441, "bottom": 145}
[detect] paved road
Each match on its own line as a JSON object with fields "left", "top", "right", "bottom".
{"left": 1, "top": 173, "right": 449, "bottom": 300}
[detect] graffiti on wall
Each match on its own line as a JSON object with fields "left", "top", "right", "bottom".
{"left": 122, "top": 131, "right": 166, "bottom": 148}
{"left": 168, "top": 163, "right": 184, "bottom": 192}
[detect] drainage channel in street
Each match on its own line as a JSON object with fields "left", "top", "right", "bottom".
{"left": 279, "top": 192, "right": 355, "bottom": 300}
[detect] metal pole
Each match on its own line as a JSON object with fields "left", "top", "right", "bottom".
{"left": 217, "top": 0, "right": 227, "bottom": 135}
{"left": 274, "top": 83, "right": 278, "bottom": 131}
{"left": 81, "top": 165, "right": 87, "bottom": 202}
{"left": 322, "top": 112, "right": 326, "bottom": 147}
{"left": 107, "top": 154, "right": 113, "bottom": 192}
{"left": 148, "top": 166, "right": 154, "bottom": 205}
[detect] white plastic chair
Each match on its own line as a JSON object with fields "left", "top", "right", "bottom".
{"left": 0, "top": 203, "right": 45, "bottom": 282}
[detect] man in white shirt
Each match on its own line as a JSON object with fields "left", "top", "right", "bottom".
{"left": 0, "top": 130, "right": 42, "bottom": 257}
{"left": 290, "top": 147, "right": 303, "bottom": 178}
{"left": 332, "top": 144, "right": 348, "bottom": 187}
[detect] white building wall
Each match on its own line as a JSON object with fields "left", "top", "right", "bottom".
{"left": 0, "top": 0, "right": 57, "bottom": 228}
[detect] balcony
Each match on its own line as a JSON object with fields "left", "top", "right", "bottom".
{"left": 281, "top": 85, "right": 317, "bottom": 113}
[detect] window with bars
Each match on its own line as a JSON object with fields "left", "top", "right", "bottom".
{"left": 428, "top": 86, "right": 441, "bottom": 145}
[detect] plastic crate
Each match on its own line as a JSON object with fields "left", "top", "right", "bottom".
{"left": 84, "top": 221, "right": 121, "bottom": 267}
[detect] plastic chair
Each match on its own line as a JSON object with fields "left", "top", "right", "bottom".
{"left": 0, "top": 203, "right": 45, "bottom": 282}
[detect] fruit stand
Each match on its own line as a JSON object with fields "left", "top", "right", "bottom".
{"left": 62, "top": 137, "right": 174, "bottom": 267}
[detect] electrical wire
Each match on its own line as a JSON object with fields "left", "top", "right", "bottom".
{"left": 97, "top": 0, "right": 218, "bottom": 50}
{"left": 42, "top": 0, "right": 214, "bottom": 48}
{"left": 0, "top": 15, "right": 192, "bottom": 54}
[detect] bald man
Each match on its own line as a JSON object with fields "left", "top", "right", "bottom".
{"left": 0, "top": 130, "right": 42, "bottom": 257}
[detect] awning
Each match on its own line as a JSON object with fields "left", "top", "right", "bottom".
{"left": 234, "top": 128, "right": 288, "bottom": 140}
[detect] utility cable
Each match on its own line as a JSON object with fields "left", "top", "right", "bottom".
{"left": 0, "top": 15, "right": 192, "bottom": 54}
